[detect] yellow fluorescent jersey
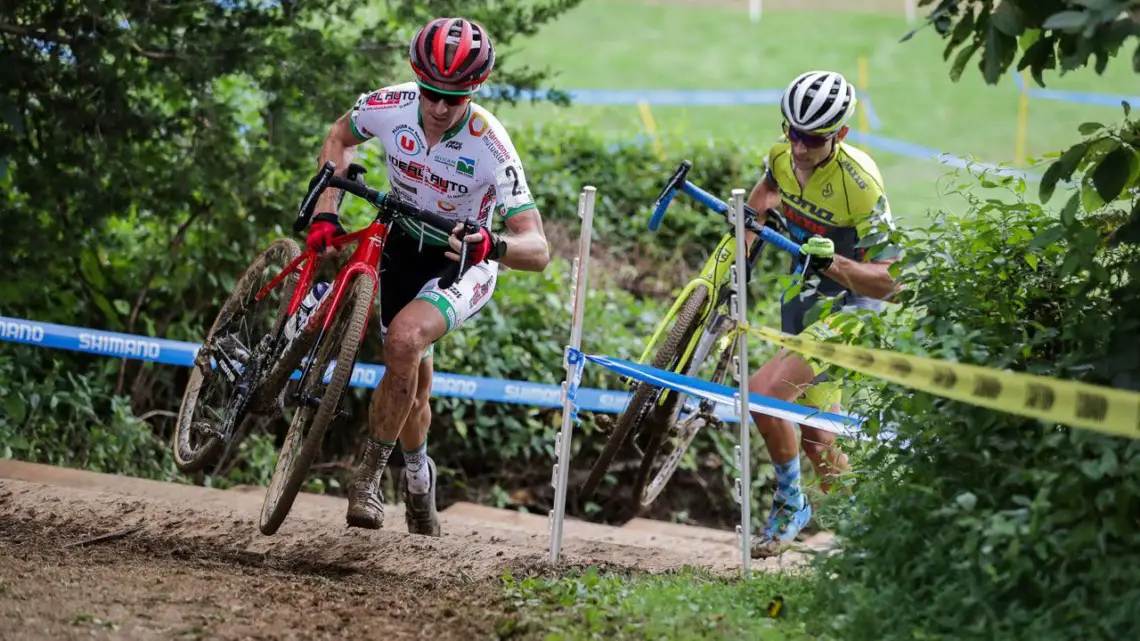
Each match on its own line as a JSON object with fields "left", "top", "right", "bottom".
{"left": 764, "top": 140, "right": 896, "bottom": 292}
{"left": 764, "top": 138, "right": 898, "bottom": 333}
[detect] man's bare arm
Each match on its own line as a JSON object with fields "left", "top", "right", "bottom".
{"left": 498, "top": 210, "right": 550, "bottom": 272}
{"left": 313, "top": 112, "right": 365, "bottom": 215}
{"left": 744, "top": 176, "right": 782, "bottom": 247}
{"left": 822, "top": 256, "right": 900, "bottom": 301}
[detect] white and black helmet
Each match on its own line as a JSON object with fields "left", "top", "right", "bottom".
{"left": 780, "top": 70, "right": 858, "bottom": 135}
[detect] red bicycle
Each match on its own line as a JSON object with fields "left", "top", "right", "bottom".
{"left": 172, "top": 161, "right": 479, "bottom": 535}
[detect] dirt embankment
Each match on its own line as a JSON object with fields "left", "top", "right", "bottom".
{"left": 0, "top": 460, "right": 829, "bottom": 640}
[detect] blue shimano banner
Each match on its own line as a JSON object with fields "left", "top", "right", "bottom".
{"left": 0, "top": 316, "right": 636, "bottom": 413}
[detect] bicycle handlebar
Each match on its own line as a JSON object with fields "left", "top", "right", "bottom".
{"left": 293, "top": 161, "right": 474, "bottom": 289}
{"left": 649, "top": 160, "right": 802, "bottom": 257}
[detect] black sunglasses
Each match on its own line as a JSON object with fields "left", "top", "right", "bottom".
{"left": 420, "top": 84, "right": 472, "bottom": 106}
{"left": 783, "top": 121, "right": 836, "bottom": 148}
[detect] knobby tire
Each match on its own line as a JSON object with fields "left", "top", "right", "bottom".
{"left": 579, "top": 284, "right": 710, "bottom": 503}
{"left": 258, "top": 273, "right": 374, "bottom": 536}
{"left": 636, "top": 323, "right": 734, "bottom": 507}
{"left": 173, "top": 238, "right": 301, "bottom": 474}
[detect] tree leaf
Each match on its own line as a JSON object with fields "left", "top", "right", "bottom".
{"left": 1042, "top": 10, "right": 1090, "bottom": 31}
{"left": 1018, "top": 27, "right": 1042, "bottom": 52}
{"left": 1040, "top": 161, "right": 1064, "bottom": 203}
{"left": 1060, "top": 192, "right": 1080, "bottom": 227}
{"left": 1081, "top": 180, "right": 1107, "bottom": 213}
{"left": 956, "top": 492, "right": 978, "bottom": 511}
{"left": 1091, "top": 145, "right": 1135, "bottom": 203}
{"left": 950, "top": 42, "right": 981, "bottom": 82}
{"left": 1028, "top": 224, "right": 1066, "bottom": 250}
{"left": 1078, "top": 122, "right": 1104, "bottom": 135}
{"left": 5, "top": 396, "right": 27, "bottom": 424}
{"left": 990, "top": 0, "right": 1024, "bottom": 36}
{"left": 982, "top": 24, "right": 1017, "bottom": 84}
{"left": 1123, "top": 100, "right": 1132, "bottom": 118}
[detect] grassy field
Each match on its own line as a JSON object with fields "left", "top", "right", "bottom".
{"left": 491, "top": 0, "right": 1138, "bottom": 221}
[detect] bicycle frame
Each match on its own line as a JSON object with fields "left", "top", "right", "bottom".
{"left": 635, "top": 230, "right": 741, "bottom": 369}
{"left": 242, "top": 159, "right": 467, "bottom": 408}
{"left": 636, "top": 160, "right": 806, "bottom": 410}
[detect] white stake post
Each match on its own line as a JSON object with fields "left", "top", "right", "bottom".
{"left": 748, "top": 0, "right": 761, "bottom": 23}
{"left": 549, "top": 185, "right": 596, "bottom": 565}
{"left": 730, "top": 188, "right": 752, "bottom": 578}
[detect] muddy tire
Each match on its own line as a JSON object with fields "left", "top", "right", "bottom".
{"left": 173, "top": 238, "right": 301, "bottom": 474}
{"left": 579, "top": 284, "right": 710, "bottom": 503}
{"left": 258, "top": 273, "right": 375, "bottom": 536}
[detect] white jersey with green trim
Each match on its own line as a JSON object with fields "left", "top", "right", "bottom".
{"left": 348, "top": 81, "right": 536, "bottom": 247}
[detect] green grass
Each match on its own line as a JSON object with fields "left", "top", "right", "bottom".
{"left": 497, "top": 566, "right": 819, "bottom": 640}
{"left": 490, "top": 0, "right": 1137, "bottom": 219}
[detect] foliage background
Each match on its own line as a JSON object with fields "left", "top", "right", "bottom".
{"left": 0, "top": 0, "right": 800, "bottom": 528}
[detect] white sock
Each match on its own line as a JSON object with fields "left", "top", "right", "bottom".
{"left": 403, "top": 443, "right": 431, "bottom": 494}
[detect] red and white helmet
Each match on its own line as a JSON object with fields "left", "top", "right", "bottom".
{"left": 408, "top": 17, "right": 496, "bottom": 89}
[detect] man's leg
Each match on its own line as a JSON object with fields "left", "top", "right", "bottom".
{"left": 400, "top": 351, "right": 439, "bottom": 536}
{"left": 801, "top": 426, "right": 850, "bottom": 495}
{"left": 748, "top": 348, "right": 819, "bottom": 558}
{"left": 346, "top": 301, "right": 447, "bottom": 529}
{"left": 799, "top": 398, "right": 850, "bottom": 496}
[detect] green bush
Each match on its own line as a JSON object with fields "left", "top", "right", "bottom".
{"left": 811, "top": 116, "right": 1140, "bottom": 640}
{"left": 0, "top": 346, "right": 178, "bottom": 481}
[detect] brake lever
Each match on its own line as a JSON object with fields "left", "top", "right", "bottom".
{"left": 336, "top": 163, "right": 369, "bottom": 210}
{"left": 439, "top": 218, "right": 481, "bottom": 289}
{"left": 294, "top": 161, "right": 336, "bottom": 233}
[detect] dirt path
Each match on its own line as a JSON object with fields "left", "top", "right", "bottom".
{"left": 0, "top": 460, "right": 828, "bottom": 639}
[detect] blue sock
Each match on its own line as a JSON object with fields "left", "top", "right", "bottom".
{"left": 773, "top": 457, "right": 805, "bottom": 511}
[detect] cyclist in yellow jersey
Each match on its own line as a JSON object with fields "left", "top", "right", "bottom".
{"left": 744, "top": 70, "right": 900, "bottom": 558}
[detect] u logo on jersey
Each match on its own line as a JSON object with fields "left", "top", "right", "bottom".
{"left": 393, "top": 125, "right": 423, "bottom": 156}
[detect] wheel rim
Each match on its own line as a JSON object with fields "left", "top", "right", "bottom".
{"left": 176, "top": 242, "right": 296, "bottom": 467}
{"left": 640, "top": 414, "right": 706, "bottom": 506}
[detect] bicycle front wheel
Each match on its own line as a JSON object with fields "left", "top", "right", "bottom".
{"left": 634, "top": 318, "right": 734, "bottom": 508}
{"left": 258, "top": 272, "right": 375, "bottom": 536}
{"left": 579, "top": 283, "right": 710, "bottom": 504}
{"left": 173, "top": 238, "right": 301, "bottom": 474}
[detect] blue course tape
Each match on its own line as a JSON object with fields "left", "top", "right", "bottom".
{"left": 574, "top": 350, "right": 865, "bottom": 435}
{"left": 482, "top": 86, "right": 788, "bottom": 106}
{"left": 855, "top": 89, "right": 883, "bottom": 131}
{"left": 846, "top": 131, "right": 1040, "bottom": 182}
{"left": 0, "top": 316, "right": 636, "bottom": 413}
{"left": 1011, "top": 73, "right": 1139, "bottom": 107}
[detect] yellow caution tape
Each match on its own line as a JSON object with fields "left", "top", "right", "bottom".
{"left": 745, "top": 325, "right": 1140, "bottom": 440}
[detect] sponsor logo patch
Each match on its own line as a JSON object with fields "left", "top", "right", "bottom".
{"left": 393, "top": 125, "right": 424, "bottom": 156}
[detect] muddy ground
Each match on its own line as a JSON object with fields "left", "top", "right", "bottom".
{"left": 0, "top": 461, "right": 826, "bottom": 640}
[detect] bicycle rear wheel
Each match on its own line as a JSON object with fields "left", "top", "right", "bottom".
{"left": 579, "top": 283, "right": 710, "bottom": 503}
{"left": 258, "top": 272, "right": 375, "bottom": 536}
{"left": 173, "top": 238, "right": 301, "bottom": 474}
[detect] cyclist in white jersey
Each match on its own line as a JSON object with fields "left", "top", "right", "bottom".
{"left": 302, "top": 17, "right": 551, "bottom": 536}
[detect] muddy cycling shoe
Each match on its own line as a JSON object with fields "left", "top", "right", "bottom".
{"left": 345, "top": 440, "right": 388, "bottom": 529}
{"left": 751, "top": 500, "right": 813, "bottom": 559}
{"left": 404, "top": 456, "right": 441, "bottom": 537}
